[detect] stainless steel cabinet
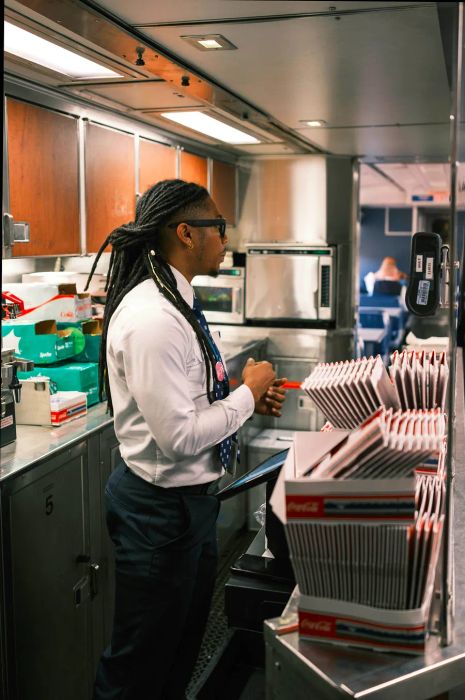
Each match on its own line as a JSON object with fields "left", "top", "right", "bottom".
{"left": 0, "top": 424, "right": 120, "bottom": 700}
{"left": 2, "top": 442, "right": 91, "bottom": 700}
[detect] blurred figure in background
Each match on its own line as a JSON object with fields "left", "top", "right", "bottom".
{"left": 365, "top": 256, "right": 408, "bottom": 295}
{"left": 374, "top": 256, "right": 408, "bottom": 283}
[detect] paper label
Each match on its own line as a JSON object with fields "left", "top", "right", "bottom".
{"left": 417, "top": 280, "right": 430, "bottom": 306}
{"left": 425, "top": 257, "right": 434, "bottom": 280}
{"left": 415, "top": 255, "right": 423, "bottom": 273}
{"left": 1, "top": 415, "right": 14, "bottom": 429}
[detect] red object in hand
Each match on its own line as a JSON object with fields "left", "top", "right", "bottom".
{"left": 282, "top": 381, "right": 302, "bottom": 390}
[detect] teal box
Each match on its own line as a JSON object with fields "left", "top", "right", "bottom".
{"left": 2, "top": 319, "right": 77, "bottom": 365}
{"left": 57, "top": 319, "right": 102, "bottom": 363}
{"left": 18, "top": 362, "right": 101, "bottom": 406}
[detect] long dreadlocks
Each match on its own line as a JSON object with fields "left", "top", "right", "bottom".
{"left": 85, "top": 179, "right": 220, "bottom": 413}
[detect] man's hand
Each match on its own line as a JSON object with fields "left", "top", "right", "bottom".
{"left": 242, "top": 357, "right": 276, "bottom": 402}
{"left": 254, "top": 377, "right": 288, "bottom": 417}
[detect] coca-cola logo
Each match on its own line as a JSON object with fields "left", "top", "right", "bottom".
{"left": 300, "top": 618, "right": 333, "bottom": 633}
{"left": 287, "top": 500, "right": 319, "bottom": 513}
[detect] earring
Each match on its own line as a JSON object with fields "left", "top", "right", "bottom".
{"left": 187, "top": 241, "right": 194, "bottom": 250}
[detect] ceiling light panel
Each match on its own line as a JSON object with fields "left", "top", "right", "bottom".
{"left": 301, "top": 120, "right": 327, "bottom": 127}
{"left": 4, "top": 21, "right": 122, "bottom": 79}
{"left": 181, "top": 34, "right": 238, "bottom": 51}
{"left": 160, "top": 111, "right": 259, "bottom": 144}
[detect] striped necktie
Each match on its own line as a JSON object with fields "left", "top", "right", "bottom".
{"left": 192, "top": 296, "right": 239, "bottom": 473}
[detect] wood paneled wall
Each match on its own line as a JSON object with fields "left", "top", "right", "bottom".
{"left": 179, "top": 151, "right": 208, "bottom": 188}
{"left": 211, "top": 160, "right": 236, "bottom": 225}
{"left": 85, "top": 123, "right": 135, "bottom": 253}
{"left": 7, "top": 99, "right": 80, "bottom": 257}
{"left": 139, "top": 138, "right": 176, "bottom": 196}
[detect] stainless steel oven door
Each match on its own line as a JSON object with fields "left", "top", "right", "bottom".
{"left": 192, "top": 272, "right": 245, "bottom": 324}
{"left": 245, "top": 246, "right": 335, "bottom": 321}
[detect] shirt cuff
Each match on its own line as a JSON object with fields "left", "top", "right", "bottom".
{"left": 228, "top": 383, "right": 256, "bottom": 420}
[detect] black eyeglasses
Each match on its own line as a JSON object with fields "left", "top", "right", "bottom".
{"left": 167, "top": 218, "right": 227, "bottom": 240}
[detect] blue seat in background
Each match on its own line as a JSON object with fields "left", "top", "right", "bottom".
{"left": 360, "top": 293, "right": 401, "bottom": 309}
{"left": 373, "top": 280, "right": 402, "bottom": 296}
{"left": 359, "top": 293, "right": 408, "bottom": 350}
{"left": 358, "top": 310, "right": 390, "bottom": 358}
{"left": 359, "top": 311, "right": 385, "bottom": 329}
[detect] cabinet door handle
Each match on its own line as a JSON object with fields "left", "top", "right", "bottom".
{"left": 73, "top": 576, "right": 91, "bottom": 607}
{"left": 90, "top": 563, "right": 100, "bottom": 598}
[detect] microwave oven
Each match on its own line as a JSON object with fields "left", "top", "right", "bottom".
{"left": 192, "top": 267, "right": 245, "bottom": 324}
{"left": 245, "top": 243, "right": 336, "bottom": 323}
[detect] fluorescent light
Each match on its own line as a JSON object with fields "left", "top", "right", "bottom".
{"left": 302, "top": 119, "right": 327, "bottom": 127}
{"left": 160, "top": 111, "right": 260, "bottom": 144}
{"left": 198, "top": 39, "right": 223, "bottom": 49}
{"left": 4, "top": 21, "right": 122, "bottom": 79}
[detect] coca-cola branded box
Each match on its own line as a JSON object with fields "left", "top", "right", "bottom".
{"left": 3, "top": 283, "right": 92, "bottom": 323}
{"left": 269, "top": 431, "right": 443, "bottom": 655}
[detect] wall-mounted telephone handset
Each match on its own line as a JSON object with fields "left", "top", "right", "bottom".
{"left": 406, "top": 232, "right": 449, "bottom": 316}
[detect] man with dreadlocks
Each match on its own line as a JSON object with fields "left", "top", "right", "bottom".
{"left": 90, "top": 179, "right": 287, "bottom": 699}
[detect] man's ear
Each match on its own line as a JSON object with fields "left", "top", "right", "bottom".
{"left": 174, "top": 223, "right": 193, "bottom": 250}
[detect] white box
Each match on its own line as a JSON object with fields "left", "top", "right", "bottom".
{"left": 21, "top": 271, "right": 106, "bottom": 294}
{"left": 297, "top": 592, "right": 432, "bottom": 655}
{"left": 15, "top": 379, "right": 87, "bottom": 426}
{"left": 3, "top": 283, "right": 92, "bottom": 323}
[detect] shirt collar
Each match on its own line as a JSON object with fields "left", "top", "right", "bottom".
{"left": 168, "top": 265, "right": 194, "bottom": 308}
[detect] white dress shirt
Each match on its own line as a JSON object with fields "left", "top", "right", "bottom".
{"left": 106, "top": 265, "right": 255, "bottom": 487}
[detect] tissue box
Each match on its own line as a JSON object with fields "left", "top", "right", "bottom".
{"left": 3, "top": 283, "right": 91, "bottom": 323}
{"left": 15, "top": 378, "right": 87, "bottom": 426}
{"left": 2, "top": 320, "right": 77, "bottom": 365}
{"left": 18, "top": 362, "right": 100, "bottom": 406}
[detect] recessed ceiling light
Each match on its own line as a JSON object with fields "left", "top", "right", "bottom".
{"left": 301, "top": 119, "right": 327, "bottom": 127}
{"left": 4, "top": 21, "right": 122, "bottom": 79}
{"left": 160, "top": 111, "right": 259, "bottom": 145}
{"left": 198, "top": 39, "right": 222, "bottom": 49}
{"left": 181, "top": 34, "right": 238, "bottom": 51}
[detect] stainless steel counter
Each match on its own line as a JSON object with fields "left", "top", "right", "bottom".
{"left": 0, "top": 339, "right": 267, "bottom": 483}
{"left": 0, "top": 403, "right": 113, "bottom": 482}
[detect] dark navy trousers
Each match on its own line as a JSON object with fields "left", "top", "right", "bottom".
{"left": 93, "top": 462, "right": 220, "bottom": 700}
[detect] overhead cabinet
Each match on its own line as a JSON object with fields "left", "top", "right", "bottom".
{"left": 5, "top": 98, "right": 236, "bottom": 257}
{"left": 7, "top": 99, "right": 80, "bottom": 257}
{"left": 85, "top": 123, "right": 135, "bottom": 253}
{"left": 180, "top": 150, "right": 208, "bottom": 189}
{"left": 139, "top": 138, "right": 177, "bottom": 196}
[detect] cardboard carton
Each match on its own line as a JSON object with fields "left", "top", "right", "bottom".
{"left": 3, "top": 282, "right": 92, "bottom": 323}
{"left": 2, "top": 319, "right": 78, "bottom": 365}
{"left": 297, "top": 594, "right": 431, "bottom": 655}
{"left": 269, "top": 432, "right": 442, "bottom": 655}
{"left": 57, "top": 319, "right": 102, "bottom": 363}
{"left": 18, "top": 362, "right": 100, "bottom": 406}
